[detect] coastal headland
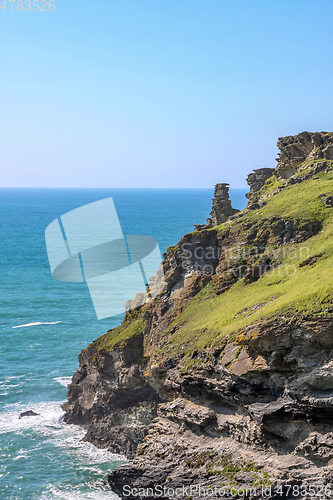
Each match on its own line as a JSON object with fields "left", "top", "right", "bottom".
{"left": 63, "top": 132, "right": 333, "bottom": 498}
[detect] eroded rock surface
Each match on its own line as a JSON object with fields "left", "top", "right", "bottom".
{"left": 106, "top": 318, "right": 333, "bottom": 498}
{"left": 275, "top": 131, "right": 333, "bottom": 179}
{"left": 246, "top": 168, "right": 275, "bottom": 199}
{"left": 62, "top": 334, "right": 161, "bottom": 457}
{"left": 207, "top": 183, "right": 240, "bottom": 227}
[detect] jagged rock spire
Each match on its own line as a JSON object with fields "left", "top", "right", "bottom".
{"left": 194, "top": 183, "right": 239, "bottom": 230}
{"left": 207, "top": 183, "right": 239, "bottom": 226}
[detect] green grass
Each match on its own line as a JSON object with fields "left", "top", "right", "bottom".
{"left": 154, "top": 168, "right": 333, "bottom": 356}
{"left": 163, "top": 226, "right": 333, "bottom": 352}
{"left": 258, "top": 175, "right": 283, "bottom": 197}
{"left": 93, "top": 318, "right": 145, "bottom": 352}
{"left": 258, "top": 171, "right": 333, "bottom": 222}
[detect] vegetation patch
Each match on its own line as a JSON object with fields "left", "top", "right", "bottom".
{"left": 98, "top": 162, "right": 333, "bottom": 363}
{"left": 186, "top": 450, "right": 217, "bottom": 468}
{"left": 185, "top": 452, "right": 272, "bottom": 487}
{"left": 92, "top": 318, "right": 145, "bottom": 353}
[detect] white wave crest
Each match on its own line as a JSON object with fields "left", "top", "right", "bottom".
{"left": 13, "top": 321, "right": 63, "bottom": 329}
{"left": 1, "top": 401, "right": 126, "bottom": 499}
{"left": 0, "top": 401, "right": 127, "bottom": 464}
{"left": 54, "top": 377, "right": 72, "bottom": 387}
{"left": 40, "top": 483, "right": 120, "bottom": 500}
{"left": 0, "top": 401, "right": 65, "bottom": 434}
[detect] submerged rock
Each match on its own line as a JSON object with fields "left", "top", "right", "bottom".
{"left": 19, "top": 410, "right": 40, "bottom": 419}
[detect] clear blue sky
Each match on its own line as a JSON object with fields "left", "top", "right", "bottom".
{"left": 1, "top": 0, "right": 333, "bottom": 188}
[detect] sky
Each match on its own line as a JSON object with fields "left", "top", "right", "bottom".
{"left": 1, "top": 0, "right": 333, "bottom": 188}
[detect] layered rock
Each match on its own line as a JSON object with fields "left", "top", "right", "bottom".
{"left": 275, "top": 131, "right": 333, "bottom": 179}
{"left": 246, "top": 168, "right": 274, "bottom": 199}
{"left": 197, "top": 132, "right": 333, "bottom": 227}
{"left": 208, "top": 183, "right": 240, "bottom": 226}
{"left": 62, "top": 333, "right": 161, "bottom": 457}
{"left": 194, "top": 183, "right": 239, "bottom": 230}
{"left": 63, "top": 207, "right": 327, "bottom": 496}
{"left": 108, "top": 317, "right": 333, "bottom": 499}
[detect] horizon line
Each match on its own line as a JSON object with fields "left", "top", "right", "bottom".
{"left": 0, "top": 186, "right": 248, "bottom": 190}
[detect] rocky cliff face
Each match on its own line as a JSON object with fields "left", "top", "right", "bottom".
{"left": 63, "top": 131, "right": 333, "bottom": 498}
{"left": 62, "top": 330, "right": 161, "bottom": 457}
{"left": 108, "top": 314, "right": 333, "bottom": 496}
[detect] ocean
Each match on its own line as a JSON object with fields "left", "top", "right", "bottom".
{"left": 0, "top": 188, "right": 247, "bottom": 500}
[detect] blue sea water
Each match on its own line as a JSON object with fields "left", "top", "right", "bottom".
{"left": 0, "top": 188, "right": 247, "bottom": 500}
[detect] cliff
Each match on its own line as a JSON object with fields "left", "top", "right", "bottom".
{"left": 63, "top": 131, "right": 333, "bottom": 498}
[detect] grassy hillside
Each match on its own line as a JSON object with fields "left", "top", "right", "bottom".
{"left": 94, "top": 158, "right": 333, "bottom": 359}
{"left": 161, "top": 162, "right": 333, "bottom": 355}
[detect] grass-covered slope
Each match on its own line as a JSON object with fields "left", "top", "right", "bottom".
{"left": 94, "top": 157, "right": 333, "bottom": 361}
{"left": 163, "top": 164, "right": 333, "bottom": 352}
{"left": 93, "top": 318, "right": 145, "bottom": 352}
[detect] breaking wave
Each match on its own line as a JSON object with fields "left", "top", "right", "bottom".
{"left": 13, "top": 321, "right": 63, "bottom": 329}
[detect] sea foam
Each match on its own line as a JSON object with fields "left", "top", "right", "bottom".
{"left": 40, "top": 484, "right": 120, "bottom": 500}
{"left": 0, "top": 401, "right": 126, "bottom": 463}
{"left": 54, "top": 376, "right": 72, "bottom": 387}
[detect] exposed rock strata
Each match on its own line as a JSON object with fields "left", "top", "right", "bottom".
{"left": 246, "top": 168, "right": 275, "bottom": 199}
{"left": 106, "top": 318, "right": 333, "bottom": 498}
{"left": 207, "top": 183, "right": 240, "bottom": 227}
{"left": 275, "top": 131, "right": 333, "bottom": 179}
{"left": 62, "top": 334, "right": 161, "bottom": 457}
{"left": 64, "top": 316, "right": 333, "bottom": 498}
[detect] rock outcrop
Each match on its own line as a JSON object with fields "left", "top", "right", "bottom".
{"left": 194, "top": 183, "right": 239, "bottom": 230}
{"left": 275, "top": 131, "right": 333, "bottom": 179}
{"left": 63, "top": 131, "right": 333, "bottom": 499}
{"left": 246, "top": 168, "right": 275, "bottom": 199}
{"left": 62, "top": 333, "right": 161, "bottom": 457}
{"left": 19, "top": 410, "right": 40, "bottom": 419}
{"left": 207, "top": 183, "right": 240, "bottom": 226}
{"left": 320, "top": 193, "right": 333, "bottom": 207}
{"left": 107, "top": 315, "right": 333, "bottom": 497}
